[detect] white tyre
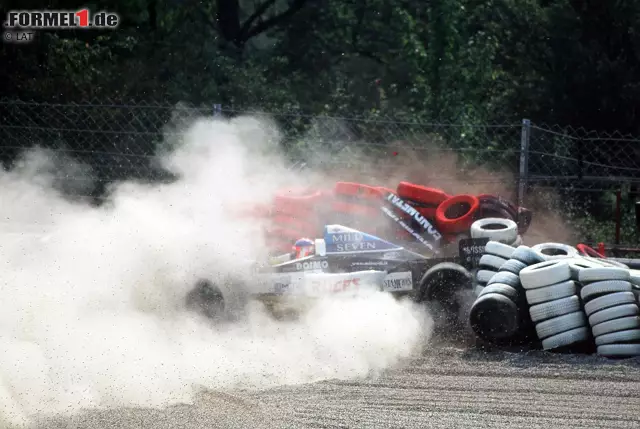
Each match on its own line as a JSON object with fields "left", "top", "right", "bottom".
{"left": 583, "top": 292, "right": 637, "bottom": 316}
{"left": 519, "top": 260, "right": 572, "bottom": 289}
{"left": 478, "top": 283, "right": 519, "bottom": 300}
{"left": 588, "top": 303, "right": 640, "bottom": 326}
{"left": 578, "top": 267, "right": 630, "bottom": 283}
{"left": 512, "top": 246, "right": 546, "bottom": 265}
{"left": 592, "top": 316, "right": 640, "bottom": 337}
{"left": 500, "top": 259, "right": 528, "bottom": 275}
{"left": 580, "top": 280, "right": 633, "bottom": 302}
{"left": 470, "top": 218, "right": 518, "bottom": 244}
{"left": 511, "top": 235, "right": 523, "bottom": 247}
{"left": 525, "top": 280, "right": 577, "bottom": 305}
{"left": 579, "top": 256, "right": 629, "bottom": 269}
{"left": 535, "top": 311, "right": 587, "bottom": 339}
{"left": 529, "top": 295, "right": 582, "bottom": 323}
{"left": 630, "top": 269, "right": 640, "bottom": 285}
{"left": 595, "top": 330, "right": 640, "bottom": 347}
{"left": 597, "top": 343, "right": 640, "bottom": 357}
{"left": 598, "top": 258, "right": 630, "bottom": 269}
{"left": 484, "top": 241, "right": 516, "bottom": 259}
{"left": 487, "top": 271, "right": 521, "bottom": 289}
{"left": 532, "top": 242, "right": 579, "bottom": 260}
{"left": 474, "top": 285, "right": 485, "bottom": 296}
{"left": 579, "top": 256, "right": 612, "bottom": 266}
{"left": 479, "top": 254, "right": 508, "bottom": 271}
{"left": 476, "top": 269, "right": 496, "bottom": 285}
{"left": 567, "top": 258, "right": 610, "bottom": 280}
{"left": 541, "top": 326, "right": 590, "bottom": 350}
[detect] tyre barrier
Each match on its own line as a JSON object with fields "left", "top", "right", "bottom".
{"left": 531, "top": 242, "right": 580, "bottom": 260}
{"left": 259, "top": 181, "right": 531, "bottom": 253}
{"left": 470, "top": 218, "right": 519, "bottom": 245}
{"left": 468, "top": 241, "right": 640, "bottom": 358}
{"left": 521, "top": 260, "right": 589, "bottom": 350}
{"left": 435, "top": 194, "right": 481, "bottom": 235}
{"left": 470, "top": 243, "right": 544, "bottom": 344}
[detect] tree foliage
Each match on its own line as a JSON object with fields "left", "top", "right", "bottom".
{"left": 2, "top": 0, "right": 640, "bottom": 242}
{"left": 2, "top": 0, "right": 639, "bottom": 131}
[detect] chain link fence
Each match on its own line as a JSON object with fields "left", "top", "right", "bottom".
{"left": 1, "top": 99, "right": 639, "bottom": 245}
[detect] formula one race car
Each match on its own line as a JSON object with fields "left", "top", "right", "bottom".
{"left": 185, "top": 189, "right": 521, "bottom": 323}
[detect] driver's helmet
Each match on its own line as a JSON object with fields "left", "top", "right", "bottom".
{"left": 293, "top": 238, "right": 315, "bottom": 258}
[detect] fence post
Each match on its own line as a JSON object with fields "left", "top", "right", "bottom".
{"left": 518, "top": 118, "right": 531, "bottom": 207}
{"left": 213, "top": 103, "right": 222, "bottom": 117}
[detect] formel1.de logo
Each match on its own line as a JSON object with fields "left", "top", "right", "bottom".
{"left": 3, "top": 9, "right": 119, "bottom": 43}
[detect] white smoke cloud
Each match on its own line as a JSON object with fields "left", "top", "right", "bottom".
{"left": 0, "top": 113, "right": 432, "bottom": 427}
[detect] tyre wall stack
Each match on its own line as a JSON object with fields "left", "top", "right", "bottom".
{"left": 578, "top": 266, "right": 640, "bottom": 358}
{"left": 469, "top": 243, "right": 544, "bottom": 344}
{"left": 520, "top": 259, "right": 590, "bottom": 350}
{"left": 469, "top": 218, "right": 523, "bottom": 296}
{"left": 468, "top": 240, "right": 640, "bottom": 358}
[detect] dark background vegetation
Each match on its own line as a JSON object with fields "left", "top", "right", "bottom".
{"left": 1, "top": 0, "right": 639, "bottom": 244}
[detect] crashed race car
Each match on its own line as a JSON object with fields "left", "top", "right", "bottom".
{"left": 186, "top": 185, "right": 533, "bottom": 323}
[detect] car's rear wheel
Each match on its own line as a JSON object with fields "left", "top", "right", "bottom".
{"left": 186, "top": 279, "right": 226, "bottom": 321}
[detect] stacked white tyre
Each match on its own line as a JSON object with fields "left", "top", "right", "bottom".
{"left": 578, "top": 266, "right": 640, "bottom": 358}
{"left": 532, "top": 243, "right": 580, "bottom": 260}
{"left": 472, "top": 240, "right": 524, "bottom": 296}
{"left": 520, "top": 259, "right": 590, "bottom": 350}
{"left": 470, "top": 218, "right": 522, "bottom": 297}
{"left": 469, "top": 242, "right": 541, "bottom": 344}
{"left": 630, "top": 269, "right": 640, "bottom": 300}
{"left": 470, "top": 218, "right": 522, "bottom": 248}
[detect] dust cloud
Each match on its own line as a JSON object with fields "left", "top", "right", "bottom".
{"left": 305, "top": 134, "right": 577, "bottom": 245}
{"left": 0, "top": 114, "right": 431, "bottom": 427}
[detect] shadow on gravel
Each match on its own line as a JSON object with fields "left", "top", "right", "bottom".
{"left": 423, "top": 308, "right": 640, "bottom": 371}
{"left": 424, "top": 288, "right": 640, "bottom": 371}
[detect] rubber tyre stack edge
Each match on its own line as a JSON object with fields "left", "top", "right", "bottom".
{"left": 469, "top": 242, "right": 537, "bottom": 345}
{"left": 577, "top": 266, "right": 640, "bottom": 358}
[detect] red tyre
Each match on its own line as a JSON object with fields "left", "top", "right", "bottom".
{"left": 331, "top": 182, "right": 385, "bottom": 217}
{"left": 576, "top": 243, "right": 605, "bottom": 258}
{"left": 396, "top": 182, "right": 450, "bottom": 220}
{"left": 397, "top": 182, "right": 449, "bottom": 205}
{"left": 273, "top": 190, "right": 325, "bottom": 217}
{"left": 435, "top": 194, "right": 481, "bottom": 234}
{"left": 335, "top": 182, "right": 386, "bottom": 199}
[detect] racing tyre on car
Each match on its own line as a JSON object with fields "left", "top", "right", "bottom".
{"left": 186, "top": 278, "right": 248, "bottom": 323}
{"left": 186, "top": 279, "right": 226, "bottom": 320}
{"left": 418, "top": 262, "right": 474, "bottom": 338}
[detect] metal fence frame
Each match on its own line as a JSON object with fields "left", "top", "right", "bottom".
{"left": 1, "top": 99, "right": 639, "bottom": 245}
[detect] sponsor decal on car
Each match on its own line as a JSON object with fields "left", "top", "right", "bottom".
{"left": 458, "top": 237, "right": 490, "bottom": 268}
{"left": 331, "top": 232, "right": 364, "bottom": 243}
{"left": 303, "top": 271, "right": 387, "bottom": 296}
{"left": 380, "top": 205, "right": 438, "bottom": 251}
{"left": 382, "top": 271, "right": 413, "bottom": 291}
{"left": 382, "top": 251, "right": 402, "bottom": 259}
{"left": 324, "top": 225, "right": 401, "bottom": 254}
{"left": 308, "top": 277, "right": 361, "bottom": 293}
{"left": 274, "top": 281, "right": 290, "bottom": 293}
{"left": 328, "top": 232, "right": 379, "bottom": 251}
{"left": 386, "top": 193, "right": 443, "bottom": 241}
{"left": 335, "top": 242, "right": 378, "bottom": 251}
{"left": 295, "top": 260, "right": 329, "bottom": 271}
{"left": 350, "top": 260, "right": 389, "bottom": 267}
